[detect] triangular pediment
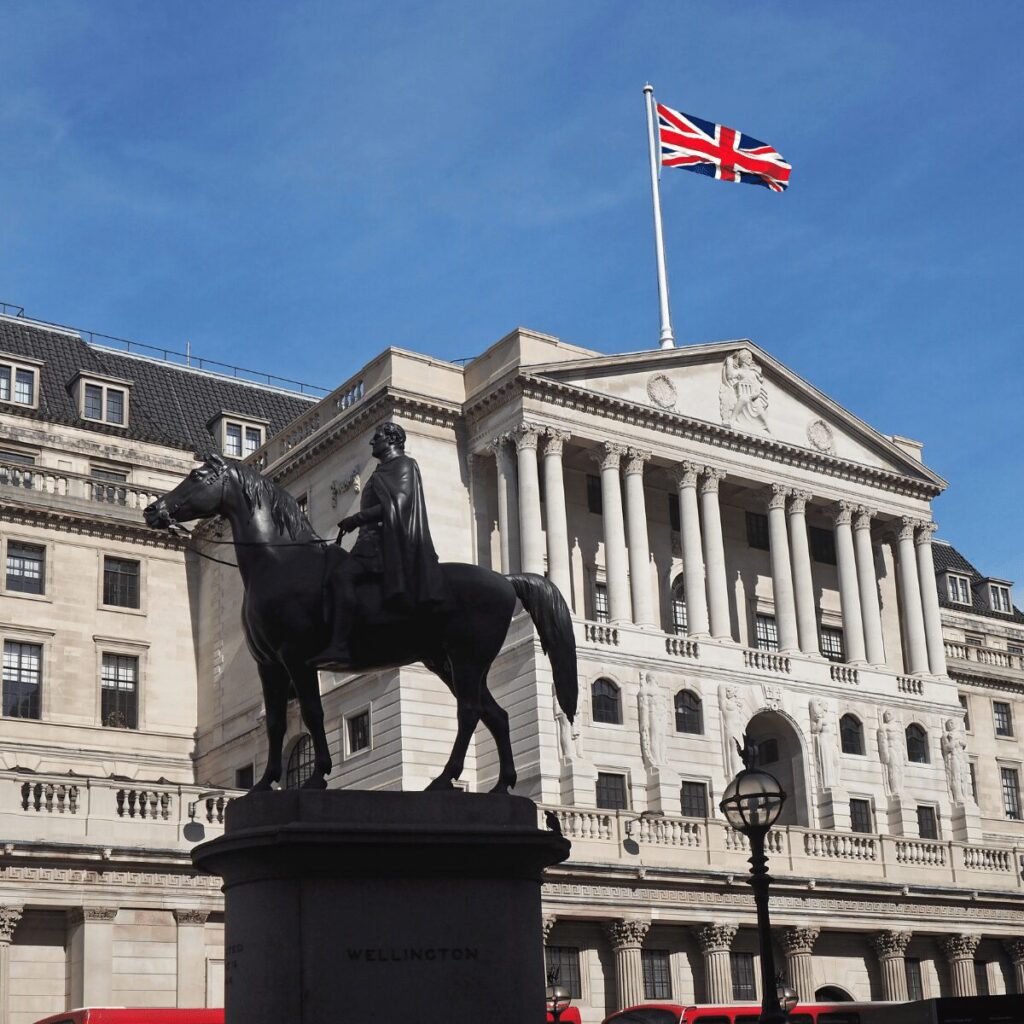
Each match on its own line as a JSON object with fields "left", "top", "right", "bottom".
{"left": 525, "top": 340, "right": 944, "bottom": 488}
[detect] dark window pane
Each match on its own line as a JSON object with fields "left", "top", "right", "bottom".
{"left": 730, "top": 951, "right": 756, "bottom": 1000}
{"left": 751, "top": 737, "right": 779, "bottom": 767}
{"left": 592, "top": 678, "right": 621, "bottom": 724}
{"left": 586, "top": 474, "right": 603, "bottom": 515}
{"left": 103, "top": 557, "right": 140, "bottom": 608}
{"left": 958, "top": 694, "right": 970, "bottom": 731}
{"left": 0, "top": 366, "right": 9, "bottom": 401}
{"left": 244, "top": 426, "right": 262, "bottom": 455}
{"left": 840, "top": 714, "right": 864, "bottom": 755}
{"left": 674, "top": 690, "right": 703, "bottom": 734}
{"left": 642, "top": 948, "right": 671, "bottom": 1000}
{"left": 234, "top": 764, "right": 254, "bottom": 789}
{"left": 14, "top": 369, "right": 34, "bottom": 405}
{"left": 285, "top": 735, "right": 314, "bottom": 789}
{"left": 225, "top": 424, "right": 243, "bottom": 459}
{"left": 755, "top": 614, "right": 778, "bottom": 652}
{"left": 106, "top": 389, "right": 124, "bottom": 424}
{"left": 544, "top": 946, "right": 582, "bottom": 999}
{"left": 101, "top": 654, "right": 138, "bottom": 729}
{"left": 2, "top": 641, "right": 41, "bottom": 719}
{"left": 916, "top": 805, "right": 937, "bottom": 840}
{"left": 906, "top": 724, "right": 929, "bottom": 764}
{"left": 746, "top": 511, "right": 769, "bottom": 550}
{"left": 668, "top": 493, "right": 680, "bottom": 532}
{"left": 809, "top": 525, "right": 837, "bottom": 564}
{"left": 593, "top": 582, "right": 609, "bottom": 623}
{"left": 0, "top": 449, "right": 35, "bottom": 466}
{"left": 348, "top": 710, "right": 370, "bottom": 753}
{"left": 850, "top": 798, "right": 873, "bottom": 834}
{"left": 671, "top": 576, "right": 687, "bottom": 636}
{"left": 1001, "top": 767, "right": 1022, "bottom": 820}
{"left": 84, "top": 383, "right": 104, "bottom": 419}
{"left": 819, "top": 626, "right": 844, "bottom": 662}
{"left": 994, "top": 702, "right": 1014, "bottom": 737}
{"left": 681, "top": 781, "right": 709, "bottom": 818}
{"left": 905, "top": 958, "right": 924, "bottom": 1001}
{"left": 596, "top": 772, "right": 628, "bottom": 810}
{"left": 6, "top": 542, "right": 45, "bottom": 594}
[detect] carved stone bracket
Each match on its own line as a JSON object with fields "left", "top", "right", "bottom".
{"left": 779, "top": 925, "right": 820, "bottom": 955}
{"left": 940, "top": 933, "right": 981, "bottom": 962}
{"left": 605, "top": 917, "right": 651, "bottom": 950}
{"left": 694, "top": 922, "right": 738, "bottom": 954}
{"left": 173, "top": 909, "right": 210, "bottom": 925}
{"left": 0, "top": 905, "right": 23, "bottom": 943}
{"left": 542, "top": 914, "right": 558, "bottom": 943}
{"left": 329, "top": 470, "right": 361, "bottom": 508}
{"left": 870, "top": 929, "right": 912, "bottom": 960}
{"left": 68, "top": 906, "right": 118, "bottom": 926}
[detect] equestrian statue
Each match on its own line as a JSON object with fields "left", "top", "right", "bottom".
{"left": 143, "top": 422, "right": 577, "bottom": 794}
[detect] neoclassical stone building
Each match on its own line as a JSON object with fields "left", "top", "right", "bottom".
{"left": 1, "top": 312, "right": 1021, "bottom": 1023}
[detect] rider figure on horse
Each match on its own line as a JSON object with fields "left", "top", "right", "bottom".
{"left": 312, "top": 421, "right": 446, "bottom": 668}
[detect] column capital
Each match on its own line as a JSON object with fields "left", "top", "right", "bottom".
{"left": 1003, "top": 937, "right": 1024, "bottom": 965}
{"left": 593, "top": 442, "right": 625, "bottom": 471}
{"left": 700, "top": 467, "right": 726, "bottom": 494}
{"left": 0, "top": 905, "right": 23, "bottom": 943}
{"left": 779, "top": 925, "right": 820, "bottom": 956}
{"left": 853, "top": 506, "right": 875, "bottom": 531}
{"left": 788, "top": 490, "right": 812, "bottom": 516}
{"left": 940, "top": 933, "right": 980, "bottom": 962}
{"left": 605, "top": 917, "right": 651, "bottom": 950}
{"left": 767, "top": 483, "right": 791, "bottom": 512}
{"left": 833, "top": 501, "right": 856, "bottom": 527}
{"left": 915, "top": 520, "right": 938, "bottom": 545}
{"left": 68, "top": 906, "right": 118, "bottom": 925}
{"left": 694, "top": 922, "right": 737, "bottom": 954}
{"left": 542, "top": 429, "right": 571, "bottom": 457}
{"left": 173, "top": 909, "right": 210, "bottom": 926}
{"left": 623, "top": 448, "right": 652, "bottom": 476}
{"left": 897, "top": 516, "right": 919, "bottom": 543}
{"left": 542, "top": 914, "right": 558, "bottom": 943}
{"left": 486, "top": 433, "right": 511, "bottom": 457}
{"left": 511, "top": 423, "right": 542, "bottom": 451}
{"left": 871, "top": 929, "right": 912, "bottom": 960}
{"left": 672, "top": 461, "right": 702, "bottom": 490}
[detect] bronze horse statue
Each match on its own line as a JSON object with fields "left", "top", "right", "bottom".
{"left": 143, "top": 454, "right": 577, "bottom": 793}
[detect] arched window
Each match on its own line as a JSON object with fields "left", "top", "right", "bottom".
{"left": 285, "top": 734, "right": 315, "bottom": 789}
{"left": 840, "top": 713, "right": 864, "bottom": 755}
{"left": 815, "top": 986, "right": 853, "bottom": 1003}
{"left": 906, "top": 723, "right": 930, "bottom": 764}
{"left": 591, "top": 678, "right": 621, "bottom": 725}
{"left": 674, "top": 690, "right": 703, "bottom": 734}
{"left": 670, "top": 575, "right": 688, "bottom": 635}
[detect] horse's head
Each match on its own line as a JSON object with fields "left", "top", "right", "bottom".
{"left": 143, "top": 452, "right": 231, "bottom": 534}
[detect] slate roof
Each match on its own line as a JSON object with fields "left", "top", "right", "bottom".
{"left": 0, "top": 315, "right": 316, "bottom": 454}
{"left": 932, "top": 539, "right": 1024, "bottom": 624}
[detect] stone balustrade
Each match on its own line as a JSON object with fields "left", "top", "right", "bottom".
{"left": 584, "top": 623, "right": 619, "bottom": 646}
{"left": 0, "top": 459, "right": 163, "bottom": 515}
{"left": 830, "top": 664, "right": 860, "bottom": 685}
{"left": 897, "top": 675, "right": 925, "bottom": 695}
{"left": 945, "top": 640, "right": 1024, "bottom": 671}
{"left": 665, "top": 637, "right": 700, "bottom": 659}
{"left": 537, "top": 804, "right": 1024, "bottom": 894}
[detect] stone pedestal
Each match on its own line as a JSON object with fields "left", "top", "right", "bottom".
{"left": 195, "top": 791, "right": 570, "bottom": 1024}
{"left": 950, "top": 802, "right": 982, "bottom": 842}
{"left": 644, "top": 766, "right": 681, "bottom": 814}
{"left": 816, "top": 786, "right": 850, "bottom": 831}
{"left": 885, "top": 795, "right": 917, "bottom": 836}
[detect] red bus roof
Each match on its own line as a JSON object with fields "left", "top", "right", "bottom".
{"left": 32, "top": 1010, "right": 224, "bottom": 1024}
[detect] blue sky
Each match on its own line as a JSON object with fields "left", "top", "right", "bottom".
{"left": 3, "top": 3, "right": 1022, "bottom": 582}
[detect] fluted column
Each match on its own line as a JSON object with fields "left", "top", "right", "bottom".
{"left": 833, "top": 503, "right": 867, "bottom": 664}
{"left": 623, "top": 449, "right": 656, "bottom": 627}
{"left": 606, "top": 918, "right": 651, "bottom": 1010}
{"left": 694, "top": 923, "right": 737, "bottom": 1003}
{"left": 896, "top": 517, "right": 930, "bottom": 675}
{"left": 940, "top": 933, "right": 980, "bottom": 996}
{"left": 489, "top": 435, "right": 520, "bottom": 574}
{"left": 767, "top": 485, "right": 799, "bottom": 653}
{"left": 700, "top": 468, "right": 731, "bottom": 640}
{"left": 788, "top": 491, "right": 819, "bottom": 655}
{"left": 780, "top": 926, "right": 819, "bottom": 1004}
{"left": 598, "top": 443, "right": 632, "bottom": 623}
{"left": 0, "top": 906, "right": 23, "bottom": 1024}
{"left": 542, "top": 430, "right": 572, "bottom": 603}
{"left": 513, "top": 424, "right": 545, "bottom": 575}
{"left": 1003, "top": 938, "right": 1024, "bottom": 997}
{"left": 870, "top": 930, "right": 911, "bottom": 1002}
{"left": 915, "top": 521, "right": 947, "bottom": 675}
{"left": 674, "top": 462, "right": 709, "bottom": 637}
{"left": 853, "top": 508, "right": 886, "bottom": 666}
{"left": 174, "top": 909, "right": 210, "bottom": 1008}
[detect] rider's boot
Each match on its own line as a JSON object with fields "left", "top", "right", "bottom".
{"left": 310, "top": 574, "right": 355, "bottom": 669}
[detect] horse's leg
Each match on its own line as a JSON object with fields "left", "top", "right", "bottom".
{"left": 253, "top": 661, "right": 289, "bottom": 791}
{"left": 289, "top": 663, "right": 332, "bottom": 789}
{"left": 479, "top": 686, "right": 516, "bottom": 794}
{"left": 424, "top": 654, "right": 482, "bottom": 791}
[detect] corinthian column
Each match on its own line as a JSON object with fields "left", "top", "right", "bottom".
{"left": 694, "top": 922, "right": 737, "bottom": 1003}
{"left": 870, "top": 930, "right": 911, "bottom": 1002}
{"left": 674, "top": 462, "right": 709, "bottom": 637}
{"left": 1004, "top": 938, "right": 1024, "bottom": 998}
{"left": 0, "top": 905, "right": 23, "bottom": 1024}
{"left": 767, "top": 485, "right": 799, "bottom": 653}
{"left": 606, "top": 918, "right": 651, "bottom": 1010}
{"left": 940, "top": 933, "right": 980, "bottom": 997}
{"left": 780, "top": 926, "right": 819, "bottom": 1005}
{"left": 788, "top": 492, "right": 819, "bottom": 655}
{"left": 488, "top": 435, "right": 519, "bottom": 574}
{"left": 623, "top": 449, "right": 656, "bottom": 627}
{"left": 598, "top": 443, "right": 632, "bottom": 624}
{"left": 915, "top": 522, "right": 947, "bottom": 675}
{"left": 833, "top": 503, "right": 866, "bottom": 664}
{"left": 853, "top": 508, "right": 886, "bottom": 666}
{"left": 513, "top": 424, "right": 544, "bottom": 575}
{"left": 542, "top": 430, "right": 572, "bottom": 603}
{"left": 700, "top": 468, "right": 731, "bottom": 640}
{"left": 896, "top": 518, "right": 930, "bottom": 676}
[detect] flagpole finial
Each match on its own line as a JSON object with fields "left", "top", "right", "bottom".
{"left": 643, "top": 83, "right": 654, "bottom": 94}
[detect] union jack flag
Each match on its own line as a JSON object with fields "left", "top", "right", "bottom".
{"left": 657, "top": 102, "right": 791, "bottom": 192}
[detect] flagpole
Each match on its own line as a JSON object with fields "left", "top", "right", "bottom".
{"left": 644, "top": 83, "right": 675, "bottom": 349}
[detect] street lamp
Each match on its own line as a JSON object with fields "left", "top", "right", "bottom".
{"left": 545, "top": 969, "right": 572, "bottom": 1023}
{"left": 719, "top": 736, "right": 788, "bottom": 1024}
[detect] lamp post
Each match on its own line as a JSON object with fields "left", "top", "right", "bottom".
{"left": 545, "top": 981, "right": 572, "bottom": 1022}
{"left": 719, "top": 737, "right": 788, "bottom": 1024}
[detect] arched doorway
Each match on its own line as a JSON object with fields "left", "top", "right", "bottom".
{"left": 815, "top": 985, "right": 853, "bottom": 1002}
{"left": 744, "top": 710, "right": 810, "bottom": 826}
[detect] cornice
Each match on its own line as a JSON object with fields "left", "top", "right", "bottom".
{"left": 948, "top": 670, "right": 1024, "bottom": 696}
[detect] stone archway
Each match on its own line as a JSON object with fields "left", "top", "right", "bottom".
{"left": 745, "top": 709, "right": 810, "bottom": 826}
{"left": 816, "top": 985, "right": 853, "bottom": 1002}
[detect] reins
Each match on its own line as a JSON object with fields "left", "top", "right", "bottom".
{"left": 168, "top": 523, "right": 330, "bottom": 570}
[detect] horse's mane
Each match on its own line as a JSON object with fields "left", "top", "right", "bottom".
{"left": 231, "top": 461, "right": 317, "bottom": 542}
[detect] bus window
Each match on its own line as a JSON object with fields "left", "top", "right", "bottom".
{"left": 689, "top": 1017, "right": 731, "bottom": 1024}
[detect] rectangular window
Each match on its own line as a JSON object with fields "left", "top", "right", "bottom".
{"left": 544, "top": 946, "right": 582, "bottom": 999}
{"left": 1001, "top": 767, "right": 1022, "bottom": 820}
{"left": 642, "top": 949, "right": 672, "bottom": 1000}
{"left": 224, "top": 423, "right": 243, "bottom": 459}
{"left": 84, "top": 383, "right": 104, "bottom": 420}
{"left": 244, "top": 426, "right": 263, "bottom": 456}
{"left": 850, "top": 798, "right": 873, "bottom": 834}
{"left": 809, "top": 525, "right": 837, "bottom": 565}
{"left": 0, "top": 448, "right": 35, "bottom": 466}
{"left": 948, "top": 575, "right": 972, "bottom": 605}
{"left": 593, "top": 581, "right": 609, "bottom": 623}
{"left": 730, "top": 951, "right": 756, "bottom": 1001}
{"left": 974, "top": 961, "right": 990, "bottom": 997}
{"left": 586, "top": 474, "right": 603, "bottom": 515}
{"left": 106, "top": 388, "right": 125, "bottom": 425}
{"left": 0, "top": 363, "right": 39, "bottom": 406}
{"left": 965, "top": 634, "right": 983, "bottom": 647}
{"left": 990, "top": 586, "right": 1011, "bottom": 613}
{"left": 746, "top": 511, "right": 770, "bottom": 551}
{"left": 959, "top": 694, "right": 971, "bottom": 732}
{"left": 91, "top": 468, "right": 128, "bottom": 505}
{"left": 819, "top": 625, "right": 845, "bottom": 662}
{"left": 916, "top": 805, "right": 938, "bottom": 840}
{"left": 103, "top": 557, "right": 140, "bottom": 608}
{"left": 905, "top": 958, "right": 924, "bottom": 1001}
{"left": 1008, "top": 644, "right": 1024, "bottom": 656}
{"left": 969, "top": 761, "right": 978, "bottom": 802}
{"left": 101, "top": 653, "right": 139, "bottom": 730}
{"left": 668, "top": 493, "right": 680, "bottom": 532}
{"left": 2, "top": 641, "right": 42, "bottom": 719}
{"left": 994, "top": 702, "right": 1014, "bottom": 737}
{"left": 681, "top": 780, "right": 709, "bottom": 818}
{"left": 234, "top": 764, "right": 254, "bottom": 790}
{"left": 0, "top": 366, "right": 8, "bottom": 401}
{"left": 755, "top": 614, "right": 778, "bottom": 652}
{"left": 6, "top": 542, "right": 45, "bottom": 595}
{"left": 347, "top": 710, "right": 370, "bottom": 754}
{"left": 596, "top": 772, "right": 628, "bottom": 810}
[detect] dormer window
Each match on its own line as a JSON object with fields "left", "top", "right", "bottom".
{"left": 947, "top": 574, "right": 972, "bottom": 605}
{"left": 0, "top": 354, "right": 42, "bottom": 409}
{"left": 209, "top": 413, "right": 268, "bottom": 460}
{"left": 989, "top": 584, "right": 1012, "bottom": 614}
{"left": 73, "top": 372, "right": 131, "bottom": 427}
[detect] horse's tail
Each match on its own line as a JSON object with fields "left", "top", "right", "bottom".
{"left": 507, "top": 573, "right": 578, "bottom": 724}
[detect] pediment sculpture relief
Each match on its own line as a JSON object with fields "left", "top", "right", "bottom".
{"left": 719, "top": 348, "right": 771, "bottom": 435}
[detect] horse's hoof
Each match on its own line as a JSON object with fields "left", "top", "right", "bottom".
{"left": 425, "top": 777, "right": 456, "bottom": 791}
{"left": 250, "top": 778, "right": 275, "bottom": 793}
{"left": 300, "top": 775, "right": 328, "bottom": 790}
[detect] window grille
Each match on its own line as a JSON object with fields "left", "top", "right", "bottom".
{"left": 101, "top": 653, "right": 138, "bottom": 730}
{"left": 746, "top": 512, "right": 769, "bottom": 551}
{"left": 819, "top": 626, "right": 845, "bottom": 662}
{"left": 103, "top": 557, "right": 140, "bottom": 608}
{"left": 850, "top": 798, "right": 873, "bottom": 834}
{"left": 6, "top": 542, "right": 44, "bottom": 594}
{"left": 642, "top": 949, "right": 672, "bottom": 1000}
{"left": 994, "top": 702, "right": 1014, "bottom": 737}
{"left": 593, "top": 582, "right": 609, "bottom": 623}
{"left": 347, "top": 710, "right": 370, "bottom": 753}
{"left": 680, "top": 781, "right": 709, "bottom": 818}
{"left": 596, "top": 772, "right": 628, "bottom": 810}
{"left": 2, "top": 641, "right": 41, "bottom": 719}
{"left": 285, "top": 735, "right": 315, "bottom": 789}
{"left": 905, "top": 959, "right": 924, "bottom": 1001}
{"left": 1001, "top": 767, "right": 1022, "bottom": 820}
{"left": 544, "top": 947, "right": 582, "bottom": 999}
{"left": 755, "top": 614, "right": 778, "bottom": 652}
{"left": 670, "top": 576, "right": 688, "bottom": 635}
{"left": 916, "top": 805, "right": 938, "bottom": 840}
{"left": 730, "top": 952, "right": 756, "bottom": 1000}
